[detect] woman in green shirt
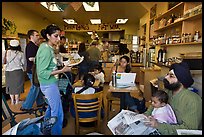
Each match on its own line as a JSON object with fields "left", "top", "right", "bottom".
{"left": 36, "top": 24, "right": 72, "bottom": 135}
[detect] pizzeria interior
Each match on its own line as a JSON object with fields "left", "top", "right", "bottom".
{"left": 2, "top": 2, "right": 202, "bottom": 135}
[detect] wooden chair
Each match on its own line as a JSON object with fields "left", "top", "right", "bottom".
{"left": 2, "top": 93, "right": 46, "bottom": 128}
{"left": 72, "top": 91, "right": 103, "bottom": 134}
{"left": 106, "top": 92, "right": 120, "bottom": 120}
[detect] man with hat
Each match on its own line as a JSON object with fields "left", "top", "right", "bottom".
{"left": 144, "top": 62, "right": 202, "bottom": 135}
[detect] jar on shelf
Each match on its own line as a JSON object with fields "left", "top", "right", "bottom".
{"left": 188, "top": 33, "right": 193, "bottom": 42}
{"left": 181, "top": 33, "right": 185, "bottom": 43}
{"left": 194, "top": 31, "right": 200, "bottom": 42}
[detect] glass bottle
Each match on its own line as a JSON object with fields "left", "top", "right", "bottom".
{"left": 112, "top": 71, "right": 116, "bottom": 87}
{"left": 194, "top": 31, "right": 200, "bottom": 42}
{"left": 162, "top": 47, "right": 167, "bottom": 64}
{"left": 158, "top": 49, "right": 163, "bottom": 63}
{"left": 188, "top": 33, "right": 192, "bottom": 42}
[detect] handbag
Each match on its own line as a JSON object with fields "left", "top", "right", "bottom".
{"left": 32, "top": 61, "right": 40, "bottom": 87}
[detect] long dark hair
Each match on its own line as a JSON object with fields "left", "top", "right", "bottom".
{"left": 76, "top": 74, "right": 95, "bottom": 94}
{"left": 120, "top": 55, "right": 131, "bottom": 73}
{"left": 41, "top": 24, "right": 61, "bottom": 41}
{"left": 9, "top": 45, "right": 22, "bottom": 52}
{"left": 78, "top": 42, "right": 86, "bottom": 53}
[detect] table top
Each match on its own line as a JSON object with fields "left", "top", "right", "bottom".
{"left": 73, "top": 79, "right": 100, "bottom": 87}
{"left": 108, "top": 83, "right": 139, "bottom": 93}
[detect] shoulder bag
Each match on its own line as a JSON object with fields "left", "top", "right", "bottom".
{"left": 32, "top": 59, "right": 40, "bottom": 87}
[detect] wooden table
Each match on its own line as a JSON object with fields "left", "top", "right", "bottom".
{"left": 73, "top": 79, "right": 100, "bottom": 87}
{"left": 108, "top": 83, "right": 140, "bottom": 110}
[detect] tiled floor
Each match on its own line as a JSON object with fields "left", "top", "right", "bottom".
{"left": 2, "top": 80, "right": 144, "bottom": 135}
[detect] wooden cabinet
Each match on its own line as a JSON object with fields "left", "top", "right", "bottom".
{"left": 139, "top": 67, "right": 161, "bottom": 102}
{"left": 153, "top": 2, "right": 202, "bottom": 61}
{"left": 131, "top": 63, "right": 144, "bottom": 83}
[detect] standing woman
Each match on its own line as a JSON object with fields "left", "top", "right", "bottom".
{"left": 4, "top": 39, "right": 25, "bottom": 105}
{"left": 78, "top": 42, "right": 90, "bottom": 80}
{"left": 36, "top": 24, "right": 72, "bottom": 135}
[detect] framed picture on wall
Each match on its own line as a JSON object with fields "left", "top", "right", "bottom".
{"left": 150, "top": 4, "right": 157, "bottom": 19}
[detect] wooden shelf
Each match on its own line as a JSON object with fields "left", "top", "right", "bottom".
{"left": 151, "top": 61, "right": 171, "bottom": 68}
{"left": 182, "top": 12, "right": 202, "bottom": 22}
{"left": 157, "top": 42, "right": 202, "bottom": 47}
{"left": 155, "top": 2, "right": 184, "bottom": 21}
{"left": 154, "top": 20, "right": 182, "bottom": 32}
{"left": 154, "top": 13, "right": 202, "bottom": 32}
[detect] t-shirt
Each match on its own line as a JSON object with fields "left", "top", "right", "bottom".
{"left": 26, "top": 41, "right": 38, "bottom": 73}
{"left": 151, "top": 104, "right": 177, "bottom": 124}
{"left": 36, "top": 42, "right": 58, "bottom": 85}
{"left": 87, "top": 46, "right": 101, "bottom": 61}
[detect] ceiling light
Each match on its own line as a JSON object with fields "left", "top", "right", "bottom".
{"left": 116, "top": 19, "right": 128, "bottom": 24}
{"left": 87, "top": 32, "right": 93, "bottom": 35}
{"left": 63, "top": 19, "right": 77, "bottom": 24}
{"left": 83, "top": 2, "right": 99, "bottom": 11}
{"left": 40, "top": 2, "right": 64, "bottom": 11}
{"left": 90, "top": 19, "right": 101, "bottom": 24}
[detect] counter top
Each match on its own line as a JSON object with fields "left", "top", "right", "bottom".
{"left": 140, "top": 67, "right": 161, "bottom": 72}
{"left": 131, "top": 63, "right": 144, "bottom": 67}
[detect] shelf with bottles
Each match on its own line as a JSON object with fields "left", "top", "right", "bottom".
{"left": 154, "top": 12, "right": 202, "bottom": 32}
{"left": 155, "top": 2, "right": 184, "bottom": 21}
{"left": 157, "top": 42, "right": 202, "bottom": 47}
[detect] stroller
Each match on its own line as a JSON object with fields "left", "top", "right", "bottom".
{"left": 58, "top": 72, "right": 73, "bottom": 128}
{"left": 3, "top": 115, "right": 57, "bottom": 135}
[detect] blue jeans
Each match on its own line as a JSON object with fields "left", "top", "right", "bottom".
{"left": 40, "top": 82, "right": 63, "bottom": 135}
{"left": 22, "top": 73, "right": 45, "bottom": 109}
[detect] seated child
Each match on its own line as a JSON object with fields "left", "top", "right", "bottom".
{"left": 144, "top": 90, "right": 177, "bottom": 124}
{"left": 89, "top": 64, "right": 105, "bottom": 92}
{"left": 70, "top": 74, "right": 104, "bottom": 120}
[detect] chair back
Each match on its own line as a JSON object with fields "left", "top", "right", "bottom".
{"left": 72, "top": 91, "right": 103, "bottom": 134}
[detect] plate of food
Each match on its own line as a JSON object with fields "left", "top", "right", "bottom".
{"left": 63, "top": 56, "right": 84, "bottom": 67}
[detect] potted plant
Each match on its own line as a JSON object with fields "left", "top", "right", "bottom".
{"left": 2, "top": 18, "right": 17, "bottom": 35}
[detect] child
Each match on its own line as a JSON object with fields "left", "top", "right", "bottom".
{"left": 144, "top": 90, "right": 177, "bottom": 124}
{"left": 89, "top": 64, "right": 105, "bottom": 92}
{"left": 70, "top": 74, "right": 104, "bottom": 120}
{"left": 73, "top": 73, "right": 96, "bottom": 95}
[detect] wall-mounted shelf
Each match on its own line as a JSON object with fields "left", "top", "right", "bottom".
{"left": 154, "top": 12, "right": 202, "bottom": 32}
{"left": 155, "top": 2, "right": 184, "bottom": 21}
{"left": 157, "top": 42, "right": 202, "bottom": 47}
{"left": 154, "top": 20, "right": 182, "bottom": 32}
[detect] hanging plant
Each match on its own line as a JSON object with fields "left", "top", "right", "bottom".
{"left": 2, "top": 18, "right": 17, "bottom": 34}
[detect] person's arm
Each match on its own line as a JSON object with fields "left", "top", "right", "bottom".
{"left": 143, "top": 105, "right": 153, "bottom": 116}
{"left": 29, "top": 57, "right": 35, "bottom": 61}
{"left": 3, "top": 50, "right": 7, "bottom": 64}
{"left": 51, "top": 66, "right": 71, "bottom": 76}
